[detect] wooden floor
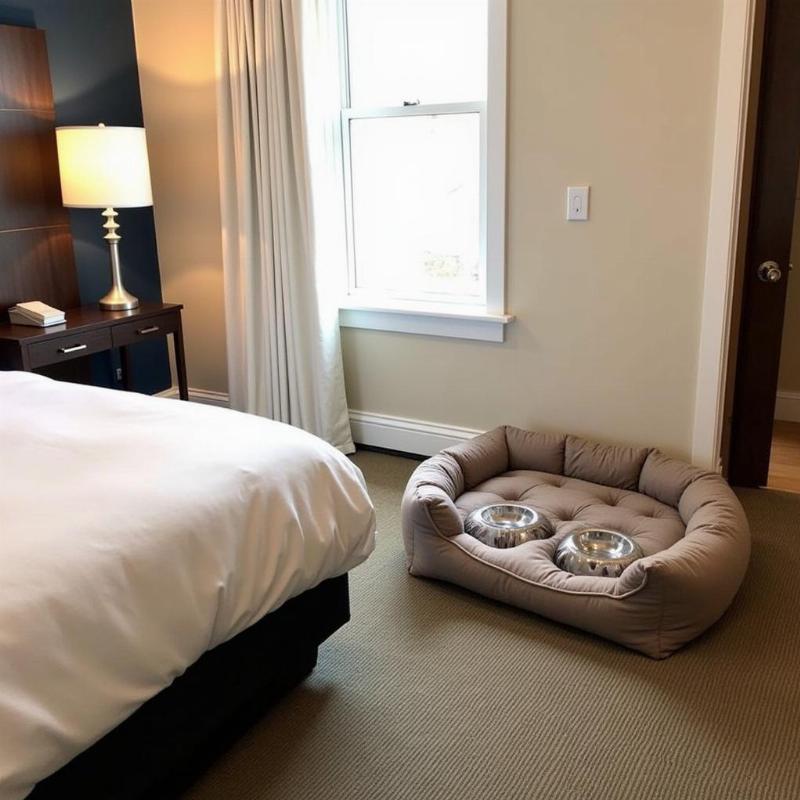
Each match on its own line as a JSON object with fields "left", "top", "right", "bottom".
{"left": 768, "top": 420, "right": 800, "bottom": 493}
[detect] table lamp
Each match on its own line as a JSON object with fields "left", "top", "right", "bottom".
{"left": 55, "top": 124, "right": 153, "bottom": 311}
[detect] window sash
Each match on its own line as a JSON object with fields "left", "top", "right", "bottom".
{"left": 341, "top": 101, "right": 487, "bottom": 307}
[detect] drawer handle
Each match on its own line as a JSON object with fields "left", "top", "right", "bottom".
{"left": 137, "top": 325, "right": 160, "bottom": 335}
{"left": 58, "top": 344, "right": 88, "bottom": 354}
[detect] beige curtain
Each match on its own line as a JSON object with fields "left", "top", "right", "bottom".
{"left": 215, "top": 0, "right": 354, "bottom": 453}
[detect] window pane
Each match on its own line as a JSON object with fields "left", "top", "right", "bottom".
{"left": 346, "top": 0, "right": 487, "bottom": 108}
{"left": 349, "top": 113, "right": 482, "bottom": 303}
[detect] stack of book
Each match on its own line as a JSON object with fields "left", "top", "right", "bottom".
{"left": 8, "top": 301, "right": 66, "bottom": 327}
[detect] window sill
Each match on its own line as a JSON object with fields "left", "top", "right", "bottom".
{"left": 338, "top": 301, "right": 514, "bottom": 342}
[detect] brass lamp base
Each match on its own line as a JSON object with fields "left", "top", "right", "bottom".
{"left": 99, "top": 207, "right": 139, "bottom": 312}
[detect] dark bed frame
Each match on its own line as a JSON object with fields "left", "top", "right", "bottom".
{"left": 30, "top": 575, "right": 350, "bottom": 799}
{"left": 0, "top": 24, "right": 353, "bottom": 798}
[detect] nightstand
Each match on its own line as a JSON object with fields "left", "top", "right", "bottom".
{"left": 0, "top": 302, "right": 188, "bottom": 399}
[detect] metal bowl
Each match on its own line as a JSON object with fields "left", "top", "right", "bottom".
{"left": 555, "top": 528, "right": 643, "bottom": 577}
{"left": 464, "top": 503, "right": 555, "bottom": 548}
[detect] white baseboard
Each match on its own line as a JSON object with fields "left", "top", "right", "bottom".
{"left": 156, "top": 387, "right": 231, "bottom": 408}
{"left": 156, "top": 388, "right": 480, "bottom": 456}
{"left": 775, "top": 391, "right": 800, "bottom": 423}
{"left": 349, "top": 410, "right": 482, "bottom": 456}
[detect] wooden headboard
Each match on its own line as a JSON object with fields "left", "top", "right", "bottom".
{"left": 0, "top": 24, "right": 80, "bottom": 316}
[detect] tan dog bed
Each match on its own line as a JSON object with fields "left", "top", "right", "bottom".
{"left": 401, "top": 426, "right": 750, "bottom": 658}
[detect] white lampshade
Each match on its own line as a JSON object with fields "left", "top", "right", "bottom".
{"left": 55, "top": 125, "right": 153, "bottom": 209}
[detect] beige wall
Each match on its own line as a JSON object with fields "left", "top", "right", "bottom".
{"left": 132, "top": 0, "right": 724, "bottom": 460}
{"left": 133, "top": 0, "right": 228, "bottom": 394}
{"left": 345, "top": 0, "right": 722, "bottom": 459}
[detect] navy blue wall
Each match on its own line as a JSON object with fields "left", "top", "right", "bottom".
{"left": 0, "top": 0, "right": 171, "bottom": 394}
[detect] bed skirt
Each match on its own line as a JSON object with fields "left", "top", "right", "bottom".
{"left": 30, "top": 574, "right": 350, "bottom": 799}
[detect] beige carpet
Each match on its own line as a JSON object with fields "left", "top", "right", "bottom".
{"left": 184, "top": 450, "right": 800, "bottom": 800}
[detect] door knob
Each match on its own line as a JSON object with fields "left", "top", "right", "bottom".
{"left": 758, "top": 261, "right": 783, "bottom": 283}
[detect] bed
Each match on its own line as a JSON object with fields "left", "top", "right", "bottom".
{"left": 0, "top": 371, "right": 376, "bottom": 799}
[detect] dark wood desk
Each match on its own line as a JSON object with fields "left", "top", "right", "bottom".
{"left": 0, "top": 302, "right": 188, "bottom": 399}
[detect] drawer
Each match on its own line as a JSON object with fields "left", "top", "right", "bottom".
{"left": 111, "top": 312, "right": 178, "bottom": 348}
{"left": 27, "top": 328, "right": 111, "bottom": 369}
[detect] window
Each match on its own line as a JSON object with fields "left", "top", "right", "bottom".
{"left": 338, "top": 0, "right": 510, "bottom": 342}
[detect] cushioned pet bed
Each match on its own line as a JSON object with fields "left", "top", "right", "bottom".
{"left": 402, "top": 426, "right": 750, "bottom": 659}
{"left": 0, "top": 372, "right": 376, "bottom": 800}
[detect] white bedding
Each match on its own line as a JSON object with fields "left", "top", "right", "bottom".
{"left": 0, "top": 372, "right": 376, "bottom": 800}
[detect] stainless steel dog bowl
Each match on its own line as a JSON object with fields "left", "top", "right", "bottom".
{"left": 464, "top": 503, "right": 555, "bottom": 548}
{"left": 555, "top": 528, "right": 643, "bottom": 577}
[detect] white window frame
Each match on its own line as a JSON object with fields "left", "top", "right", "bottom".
{"left": 337, "top": 0, "right": 511, "bottom": 343}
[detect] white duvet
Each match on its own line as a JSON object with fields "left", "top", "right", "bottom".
{"left": 0, "top": 372, "right": 376, "bottom": 800}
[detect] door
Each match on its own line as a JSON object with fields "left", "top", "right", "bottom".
{"left": 728, "top": 0, "right": 800, "bottom": 487}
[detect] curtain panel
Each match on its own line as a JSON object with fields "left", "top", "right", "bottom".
{"left": 216, "top": 0, "right": 354, "bottom": 453}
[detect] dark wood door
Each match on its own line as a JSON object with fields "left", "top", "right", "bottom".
{"left": 729, "top": 0, "right": 800, "bottom": 487}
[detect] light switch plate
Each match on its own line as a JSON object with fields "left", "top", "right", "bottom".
{"left": 567, "top": 186, "right": 589, "bottom": 221}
